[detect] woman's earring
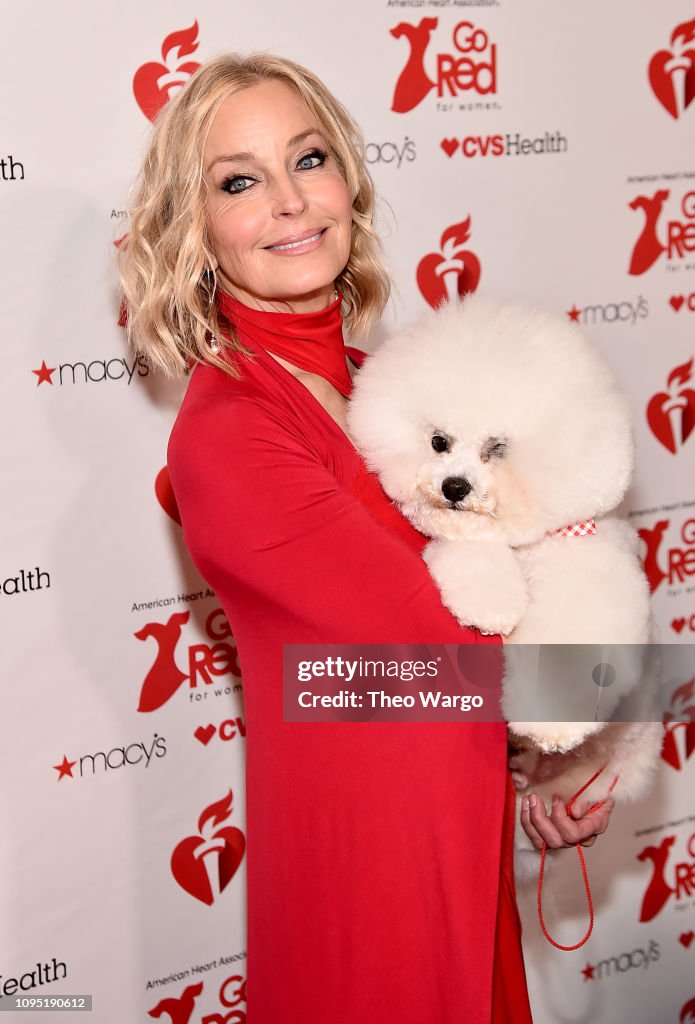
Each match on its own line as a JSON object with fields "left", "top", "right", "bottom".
{"left": 202, "top": 266, "right": 220, "bottom": 353}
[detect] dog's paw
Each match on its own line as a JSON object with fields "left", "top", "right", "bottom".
{"left": 509, "top": 720, "right": 603, "bottom": 753}
{"left": 423, "top": 538, "right": 529, "bottom": 635}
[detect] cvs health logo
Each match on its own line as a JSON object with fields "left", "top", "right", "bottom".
{"left": 629, "top": 188, "right": 695, "bottom": 275}
{"left": 649, "top": 19, "right": 695, "bottom": 119}
{"left": 391, "top": 18, "right": 497, "bottom": 112}
{"left": 133, "top": 22, "right": 201, "bottom": 122}
{"left": 638, "top": 515, "right": 695, "bottom": 592}
{"left": 135, "top": 607, "right": 240, "bottom": 712}
{"left": 646, "top": 358, "right": 695, "bottom": 454}
{"left": 417, "top": 217, "right": 481, "bottom": 308}
{"left": 171, "top": 790, "right": 245, "bottom": 905}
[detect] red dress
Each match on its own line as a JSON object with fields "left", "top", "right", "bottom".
{"left": 167, "top": 324, "right": 532, "bottom": 1023}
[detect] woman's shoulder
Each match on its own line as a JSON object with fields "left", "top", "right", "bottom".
{"left": 167, "top": 359, "right": 282, "bottom": 467}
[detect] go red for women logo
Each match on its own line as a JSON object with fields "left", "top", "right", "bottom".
{"left": 133, "top": 21, "right": 201, "bottom": 121}
{"left": 649, "top": 19, "right": 695, "bottom": 119}
{"left": 646, "top": 358, "right": 695, "bottom": 454}
{"left": 171, "top": 790, "right": 245, "bottom": 905}
{"left": 135, "top": 607, "right": 240, "bottom": 711}
{"left": 148, "top": 973, "right": 246, "bottom": 1024}
{"left": 638, "top": 515, "right": 695, "bottom": 593}
{"left": 628, "top": 188, "right": 695, "bottom": 275}
{"left": 416, "top": 217, "right": 481, "bottom": 308}
{"left": 390, "top": 18, "right": 497, "bottom": 112}
{"left": 637, "top": 829, "right": 695, "bottom": 923}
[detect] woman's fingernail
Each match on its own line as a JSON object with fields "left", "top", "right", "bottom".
{"left": 522, "top": 797, "right": 529, "bottom": 813}
{"left": 528, "top": 794, "right": 537, "bottom": 809}
{"left": 552, "top": 794, "right": 559, "bottom": 807}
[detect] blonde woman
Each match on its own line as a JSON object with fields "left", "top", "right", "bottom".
{"left": 119, "top": 53, "right": 613, "bottom": 1023}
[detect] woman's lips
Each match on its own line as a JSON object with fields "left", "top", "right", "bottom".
{"left": 264, "top": 228, "right": 326, "bottom": 254}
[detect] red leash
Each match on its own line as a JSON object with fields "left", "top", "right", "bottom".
{"left": 536, "top": 765, "right": 620, "bottom": 950}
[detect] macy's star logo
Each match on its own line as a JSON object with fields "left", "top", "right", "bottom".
{"left": 53, "top": 755, "right": 76, "bottom": 780}
{"left": 33, "top": 361, "right": 56, "bottom": 385}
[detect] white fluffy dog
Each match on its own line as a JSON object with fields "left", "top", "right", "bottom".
{"left": 347, "top": 294, "right": 663, "bottom": 879}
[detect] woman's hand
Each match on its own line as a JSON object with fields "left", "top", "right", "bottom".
{"left": 520, "top": 791, "right": 615, "bottom": 850}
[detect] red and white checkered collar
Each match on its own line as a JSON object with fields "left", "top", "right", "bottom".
{"left": 555, "top": 518, "right": 597, "bottom": 538}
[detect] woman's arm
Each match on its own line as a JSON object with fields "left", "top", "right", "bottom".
{"left": 167, "top": 394, "right": 496, "bottom": 646}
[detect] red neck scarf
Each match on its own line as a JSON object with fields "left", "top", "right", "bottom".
{"left": 217, "top": 289, "right": 353, "bottom": 398}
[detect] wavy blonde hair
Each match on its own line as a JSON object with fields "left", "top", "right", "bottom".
{"left": 117, "top": 52, "right": 390, "bottom": 379}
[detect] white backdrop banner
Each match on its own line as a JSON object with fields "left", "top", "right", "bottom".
{"left": 1, "top": 3, "right": 693, "bottom": 1022}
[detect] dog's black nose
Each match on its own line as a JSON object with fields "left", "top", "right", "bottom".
{"left": 441, "top": 476, "right": 472, "bottom": 503}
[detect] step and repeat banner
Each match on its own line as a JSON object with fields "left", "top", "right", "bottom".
{"left": 1, "top": 3, "right": 694, "bottom": 1021}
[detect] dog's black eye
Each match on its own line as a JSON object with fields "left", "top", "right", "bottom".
{"left": 481, "top": 438, "right": 507, "bottom": 462}
{"left": 431, "top": 433, "right": 450, "bottom": 453}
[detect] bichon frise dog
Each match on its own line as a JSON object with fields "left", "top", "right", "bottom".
{"left": 347, "top": 293, "right": 663, "bottom": 879}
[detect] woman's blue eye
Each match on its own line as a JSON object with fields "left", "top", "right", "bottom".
{"left": 222, "top": 175, "right": 255, "bottom": 195}
{"left": 297, "top": 149, "right": 327, "bottom": 170}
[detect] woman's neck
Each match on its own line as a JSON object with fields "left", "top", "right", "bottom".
{"left": 218, "top": 277, "right": 337, "bottom": 315}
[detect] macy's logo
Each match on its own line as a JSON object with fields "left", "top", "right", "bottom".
{"left": 134, "top": 607, "right": 240, "bottom": 712}
{"left": 649, "top": 18, "right": 695, "bottom": 120}
{"left": 133, "top": 22, "right": 201, "bottom": 122}
{"left": 171, "top": 791, "right": 245, "bottom": 906}
{"left": 390, "top": 18, "right": 497, "bottom": 113}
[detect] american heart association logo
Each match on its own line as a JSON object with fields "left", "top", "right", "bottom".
{"left": 133, "top": 22, "right": 201, "bottom": 122}
{"left": 646, "top": 357, "right": 695, "bottom": 454}
{"left": 648, "top": 18, "right": 695, "bottom": 119}
{"left": 171, "top": 790, "right": 245, "bottom": 905}
{"left": 155, "top": 466, "right": 182, "bottom": 525}
{"left": 416, "top": 217, "right": 481, "bottom": 309}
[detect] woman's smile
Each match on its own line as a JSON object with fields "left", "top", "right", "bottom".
{"left": 264, "top": 227, "right": 327, "bottom": 253}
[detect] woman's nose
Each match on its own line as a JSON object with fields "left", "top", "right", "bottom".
{"left": 271, "top": 173, "right": 308, "bottom": 216}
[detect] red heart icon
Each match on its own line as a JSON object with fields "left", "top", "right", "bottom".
{"left": 417, "top": 250, "right": 481, "bottom": 308}
{"left": 679, "top": 930, "right": 694, "bottom": 948}
{"left": 441, "top": 138, "right": 460, "bottom": 158}
{"left": 155, "top": 466, "right": 182, "bottom": 524}
{"left": 195, "top": 724, "right": 216, "bottom": 745}
{"left": 649, "top": 49, "right": 695, "bottom": 119}
{"left": 647, "top": 389, "right": 695, "bottom": 453}
{"left": 670, "top": 295, "right": 685, "bottom": 311}
{"left": 171, "top": 827, "right": 245, "bottom": 905}
{"left": 132, "top": 23, "right": 201, "bottom": 122}
{"left": 671, "top": 618, "right": 687, "bottom": 634}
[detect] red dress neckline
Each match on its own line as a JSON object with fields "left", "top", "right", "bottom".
{"left": 217, "top": 288, "right": 354, "bottom": 398}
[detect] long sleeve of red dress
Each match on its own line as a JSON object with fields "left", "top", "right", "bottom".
{"left": 167, "top": 337, "right": 532, "bottom": 1023}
